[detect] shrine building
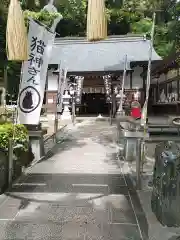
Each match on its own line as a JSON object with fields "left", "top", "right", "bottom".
{"left": 45, "top": 35, "right": 161, "bottom": 115}
{"left": 149, "top": 51, "right": 180, "bottom": 116}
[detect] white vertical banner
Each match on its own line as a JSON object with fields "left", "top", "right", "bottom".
{"left": 75, "top": 76, "right": 84, "bottom": 104}
{"left": 57, "top": 67, "right": 67, "bottom": 112}
{"left": 103, "top": 75, "right": 112, "bottom": 103}
{"left": 18, "top": 19, "right": 55, "bottom": 125}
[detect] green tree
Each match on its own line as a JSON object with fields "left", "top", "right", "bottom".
{"left": 0, "top": 0, "right": 179, "bottom": 98}
{"left": 0, "top": 1, "right": 8, "bottom": 82}
{"left": 55, "top": 0, "right": 87, "bottom": 36}
{"left": 174, "top": 2, "right": 180, "bottom": 52}
{"left": 21, "top": 0, "right": 36, "bottom": 10}
{"left": 0, "top": 1, "right": 62, "bottom": 101}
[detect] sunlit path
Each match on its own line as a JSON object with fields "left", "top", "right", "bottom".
{"left": 0, "top": 121, "right": 148, "bottom": 240}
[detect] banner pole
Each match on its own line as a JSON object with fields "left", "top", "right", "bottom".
{"left": 116, "top": 55, "right": 127, "bottom": 116}
{"left": 17, "top": 19, "right": 55, "bottom": 125}
{"left": 54, "top": 62, "right": 61, "bottom": 133}
{"left": 141, "top": 12, "right": 156, "bottom": 128}
{"left": 15, "top": 62, "right": 24, "bottom": 124}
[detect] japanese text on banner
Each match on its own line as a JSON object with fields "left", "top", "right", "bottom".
{"left": 18, "top": 19, "right": 55, "bottom": 125}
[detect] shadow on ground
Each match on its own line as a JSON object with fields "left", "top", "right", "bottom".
{"left": 40, "top": 134, "right": 87, "bottom": 163}
{"left": 4, "top": 172, "right": 149, "bottom": 240}
{"left": 0, "top": 121, "right": 150, "bottom": 239}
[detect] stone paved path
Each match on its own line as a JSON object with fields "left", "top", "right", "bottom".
{"left": 0, "top": 120, "right": 148, "bottom": 240}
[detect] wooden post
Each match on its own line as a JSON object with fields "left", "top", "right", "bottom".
{"left": 141, "top": 12, "right": 156, "bottom": 127}
{"left": 54, "top": 63, "right": 61, "bottom": 134}
{"left": 45, "top": 73, "right": 48, "bottom": 116}
{"left": 136, "top": 138, "right": 142, "bottom": 190}
{"left": 8, "top": 139, "right": 13, "bottom": 186}
{"left": 116, "top": 55, "right": 127, "bottom": 116}
{"left": 72, "top": 97, "right": 76, "bottom": 125}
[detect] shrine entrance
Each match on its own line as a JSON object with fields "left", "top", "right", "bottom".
{"left": 77, "top": 93, "right": 109, "bottom": 116}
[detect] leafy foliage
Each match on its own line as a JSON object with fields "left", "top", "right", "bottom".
{"left": 0, "top": 122, "right": 34, "bottom": 167}
{"left": 0, "top": 2, "right": 8, "bottom": 82}
{"left": 131, "top": 18, "right": 152, "bottom": 34}
{"left": 174, "top": 2, "right": 180, "bottom": 53}
{"left": 0, "top": 0, "right": 179, "bottom": 92}
{"left": 4, "top": 9, "right": 62, "bottom": 101}
{"left": 0, "top": 123, "right": 28, "bottom": 151}
{"left": 55, "top": 0, "right": 87, "bottom": 37}
{"left": 24, "top": 10, "right": 62, "bottom": 28}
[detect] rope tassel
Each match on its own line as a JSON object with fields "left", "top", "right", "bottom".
{"left": 6, "top": 0, "right": 28, "bottom": 61}
{"left": 87, "top": 0, "right": 107, "bottom": 41}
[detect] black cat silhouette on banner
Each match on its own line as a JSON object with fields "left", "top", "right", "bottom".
{"left": 23, "top": 90, "right": 33, "bottom": 110}
{"left": 18, "top": 19, "right": 55, "bottom": 125}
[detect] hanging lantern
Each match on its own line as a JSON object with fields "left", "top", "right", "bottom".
{"left": 6, "top": 0, "right": 28, "bottom": 61}
{"left": 87, "top": 0, "right": 107, "bottom": 41}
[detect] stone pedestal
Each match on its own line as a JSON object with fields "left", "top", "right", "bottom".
{"left": 116, "top": 109, "right": 125, "bottom": 118}
{"left": 61, "top": 91, "right": 71, "bottom": 121}
{"left": 61, "top": 105, "right": 71, "bottom": 120}
{"left": 26, "top": 125, "right": 45, "bottom": 162}
{"left": 97, "top": 114, "right": 103, "bottom": 118}
{"left": 28, "top": 131, "right": 45, "bottom": 161}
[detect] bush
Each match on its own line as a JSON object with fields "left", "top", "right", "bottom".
{"left": 0, "top": 123, "right": 28, "bottom": 151}
{"left": 24, "top": 10, "right": 62, "bottom": 28}
{"left": 0, "top": 123, "right": 34, "bottom": 167}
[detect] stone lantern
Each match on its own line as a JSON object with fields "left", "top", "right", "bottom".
{"left": 61, "top": 90, "right": 71, "bottom": 120}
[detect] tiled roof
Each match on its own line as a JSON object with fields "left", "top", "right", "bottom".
{"left": 50, "top": 35, "right": 161, "bottom": 73}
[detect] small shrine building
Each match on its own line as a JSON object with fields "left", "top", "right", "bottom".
{"left": 46, "top": 35, "right": 161, "bottom": 115}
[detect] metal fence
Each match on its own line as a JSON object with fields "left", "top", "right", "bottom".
{"left": 0, "top": 151, "right": 8, "bottom": 193}
{"left": 0, "top": 125, "right": 68, "bottom": 194}
{"left": 0, "top": 139, "right": 22, "bottom": 193}
{"left": 43, "top": 125, "right": 67, "bottom": 155}
{"left": 117, "top": 121, "right": 180, "bottom": 190}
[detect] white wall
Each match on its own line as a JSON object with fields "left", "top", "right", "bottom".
{"left": 47, "top": 71, "right": 69, "bottom": 91}
{"left": 158, "top": 73, "right": 166, "bottom": 83}
{"left": 47, "top": 66, "right": 144, "bottom": 91}
{"left": 151, "top": 77, "right": 158, "bottom": 84}
{"left": 132, "top": 66, "right": 143, "bottom": 88}
{"left": 125, "top": 73, "right": 130, "bottom": 88}
{"left": 48, "top": 75, "right": 57, "bottom": 91}
{"left": 47, "top": 72, "right": 58, "bottom": 91}
{"left": 117, "top": 73, "right": 130, "bottom": 88}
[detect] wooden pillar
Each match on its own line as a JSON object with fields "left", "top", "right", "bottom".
{"left": 45, "top": 72, "right": 49, "bottom": 115}
{"left": 130, "top": 71, "right": 133, "bottom": 89}
{"left": 142, "top": 66, "right": 147, "bottom": 104}
{"left": 156, "top": 79, "right": 159, "bottom": 103}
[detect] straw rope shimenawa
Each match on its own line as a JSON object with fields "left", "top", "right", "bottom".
{"left": 87, "top": 0, "right": 107, "bottom": 41}
{"left": 6, "top": 0, "right": 28, "bottom": 61}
